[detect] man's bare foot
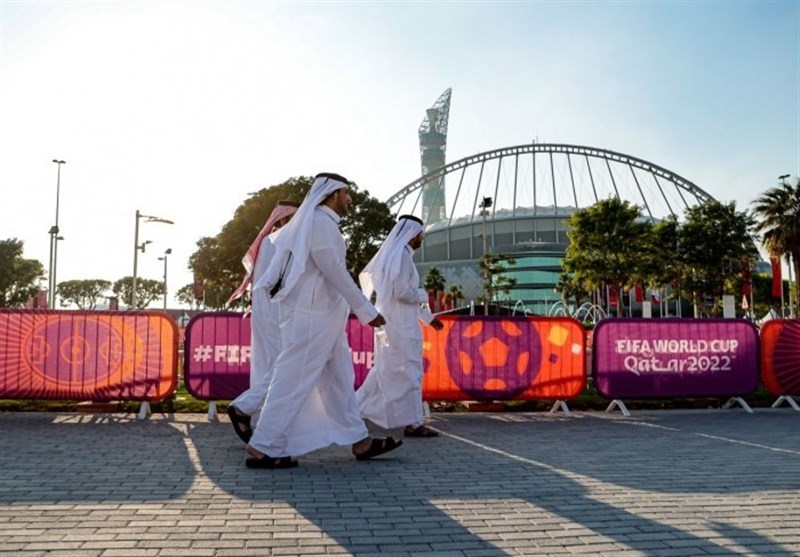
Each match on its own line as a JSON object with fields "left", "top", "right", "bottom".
{"left": 246, "top": 445, "right": 264, "bottom": 459}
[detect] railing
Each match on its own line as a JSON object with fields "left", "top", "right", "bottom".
{"left": 2, "top": 310, "right": 798, "bottom": 416}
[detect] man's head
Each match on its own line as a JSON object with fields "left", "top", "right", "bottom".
{"left": 399, "top": 215, "right": 425, "bottom": 250}
{"left": 317, "top": 172, "right": 353, "bottom": 217}
{"left": 274, "top": 200, "right": 300, "bottom": 229}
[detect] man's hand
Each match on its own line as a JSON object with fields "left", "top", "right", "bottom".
{"left": 430, "top": 317, "right": 444, "bottom": 331}
{"left": 368, "top": 314, "right": 386, "bottom": 328}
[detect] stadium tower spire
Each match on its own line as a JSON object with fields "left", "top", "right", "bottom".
{"left": 419, "top": 88, "right": 451, "bottom": 223}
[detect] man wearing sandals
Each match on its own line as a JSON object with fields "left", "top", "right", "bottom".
{"left": 225, "top": 200, "right": 299, "bottom": 444}
{"left": 356, "top": 215, "right": 444, "bottom": 438}
{"left": 244, "top": 172, "right": 403, "bottom": 468}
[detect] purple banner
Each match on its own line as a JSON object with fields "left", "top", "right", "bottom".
{"left": 592, "top": 318, "right": 759, "bottom": 399}
{"left": 184, "top": 312, "right": 374, "bottom": 400}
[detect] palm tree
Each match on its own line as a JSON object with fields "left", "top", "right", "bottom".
{"left": 752, "top": 177, "right": 800, "bottom": 317}
{"left": 423, "top": 267, "right": 446, "bottom": 310}
{"left": 446, "top": 283, "right": 465, "bottom": 308}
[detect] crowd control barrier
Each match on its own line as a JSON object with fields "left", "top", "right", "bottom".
{"left": 759, "top": 319, "right": 800, "bottom": 411}
{"left": 183, "top": 312, "right": 251, "bottom": 401}
{"left": 183, "top": 312, "right": 375, "bottom": 418}
{"left": 183, "top": 312, "right": 587, "bottom": 409}
{"left": 0, "top": 310, "right": 178, "bottom": 404}
{"left": 593, "top": 318, "right": 759, "bottom": 414}
{"left": 182, "top": 312, "right": 378, "bottom": 400}
{"left": 421, "top": 315, "right": 587, "bottom": 403}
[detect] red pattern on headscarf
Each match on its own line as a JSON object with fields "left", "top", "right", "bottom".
{"left": 225, "top": 203, "right": 298, "bottom": 306}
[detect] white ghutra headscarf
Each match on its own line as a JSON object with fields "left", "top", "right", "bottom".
{"left": 359, "top": 215, "right": 424, "bottom": 304}
{"left": 257, "top": 173, "right": 351, "bottom": 302}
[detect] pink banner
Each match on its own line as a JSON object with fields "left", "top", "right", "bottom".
{"left": 592, "top": 318, "right": 759, "bottom": 399}
{"left": 184, "top": 313, "right": 373, "bottom": 400}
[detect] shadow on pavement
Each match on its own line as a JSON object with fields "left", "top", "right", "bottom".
{"left": 0, "top": 413, "right": 194, "bottom": 504}
{"left": 189, "top": 409, "right": 799, "bottom": 555}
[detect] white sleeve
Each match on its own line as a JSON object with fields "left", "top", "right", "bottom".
{"left": 310, "top": 224, "right": 378, "bottom": 324}
{"left": 392, "top": 251, "right": 429, "bottom": 305}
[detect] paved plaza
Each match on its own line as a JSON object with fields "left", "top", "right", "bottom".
{"left": 1, "top": 408, "right": 798, "bottom": 556}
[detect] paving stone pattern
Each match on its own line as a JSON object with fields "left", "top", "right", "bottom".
{"left": 1, "top": 409, "right": 799, "bottom": 556}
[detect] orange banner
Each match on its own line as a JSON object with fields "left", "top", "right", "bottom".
{"left": 421, "top": 315, "right": 586, "bottom": 401}
{"left": 760, "top": 319, "right": 800, "bottom": 396}
{"left": 0, "top": 310, "right": 178, "bottom": 401}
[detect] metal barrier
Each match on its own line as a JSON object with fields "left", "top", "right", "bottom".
{"left": 0, "top": 309, "right": 178, "bottom": 403}
{"left": 593, "top": 318, "right": 760, "bottom": 415}
{"left": 759, "top": 319, "right": 800, "bottom": 411}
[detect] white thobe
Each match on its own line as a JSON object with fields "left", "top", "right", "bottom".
{"left": 249, "top": 206, "right": 379, "bottom": 457}
{"left": 231, "top": 232, "right": 280, "bottom": 427}
{"left": 356, "top": 245, "right": 434, "bottom": 429}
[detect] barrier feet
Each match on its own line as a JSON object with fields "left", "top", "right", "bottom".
{"left": 722, "top": 397, "right": 754, "bottom": 414}
{"left": 548, "top": 400, "right": 572, "bottom": 416}
{"left": 137, "top": 401, "right": 151, "bottom": 421}
{"left": 605, "top": 399, "right": 631, "bottom": 417}
{"left": 771, "top": 395, "right": 800, "bottom": 412}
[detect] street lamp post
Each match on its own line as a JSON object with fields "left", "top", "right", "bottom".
{"left": 132, "top": 210, "right": 174, "bottom": 308}
{"left": 48, "top": 159, "right": 66, "bottom": 308}
{"left": 777, "top": 174, "right": 793, "bottom": 317}
{"left": 479, "top": 196, "right": 493, "bottom": 315}
{"left": 158, "top": 248, "right": 172, "bottom": 310}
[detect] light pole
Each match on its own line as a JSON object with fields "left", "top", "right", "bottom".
{"left": 158, "top": 248, "right": 172, "bottom": 310}
{"left": 48, "top": 159, "right": 66, "bottom": 308}
{"left": 479, "top": 196, "right": 493, "bottom": 315}
{"left": 132, "top": 210, "right": 174, "bottom": 308}
{"left": 777, "top": 175, "right": 793, "bottom": 317}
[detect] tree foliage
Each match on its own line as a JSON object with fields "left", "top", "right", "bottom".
{"left": 562, "top": 198, "right": 652, "bottom": 315}
{"left": 562, "top": 198, "right": 757, "bottom": 317}
{"left": 0, "top": 239, "right": 44, "bottom": 308}
{"left": 189, "top": 176, "right": 394, "bottom": 308}
{"left": 56, "top": 279, "right": 112, "bottom": 309}
{"left": 112, "top": 276, "right": 164, "bottom": 309}
{"left": 478, "top": 252, "right": 517, "bottom": 305}
{"left": 176, "top": 284, "right": 202, "bottom": 309}
{"left": 423, "top": 267, "right": 446, "bottom": 293}
{"left": 752, "top": 176, "right": 800, "bottom": 316}
{"left": 446, "top": 283, "right": 465, "bottom": 306}
{"left": 675, "top": 201, "right": 757, "bottom": 316}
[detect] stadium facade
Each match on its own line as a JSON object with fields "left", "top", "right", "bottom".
{"left": 386, "top": 89, "right": 717, "bottom": 315}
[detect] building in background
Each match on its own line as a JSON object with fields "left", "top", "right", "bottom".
{"left": 388, "top": 97, "right": 717, "bottom": 314}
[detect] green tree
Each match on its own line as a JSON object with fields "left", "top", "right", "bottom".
{"left": 190, "top": 176, "right": 394, "bottom": 305}
{"left": 555, "top": 272, "right": 589, "bottom": 312}
{"left": 113, "top": 276, "right": 164, "bottom": 309}
{"left": 56, "top": 279, "right": 112, "bottom": 309}
{"left": 446, "top": 283, "right": 465, "bottom": 308}
{"left": 423, "top": 267, "right": 446, "bottom": 293}
{"left": 562, "top": 198, "right": 653, "bottom": 316}
{"left": 478, "top": 252, "right": 518, "bottom": 314}
{"left": 423, "top": 267, "right": 446, "bottom": 310}
{"left": 176, "top": 284, "right": 202, "bottom": 309}
{"left": 675, "top": 201, "right": 757, "bottom": 316}
{"left": 752, "top": 177, "right": 800, "bottom": 316}
{"left": 0, "top": 239, "right": 45, "bottom": 308}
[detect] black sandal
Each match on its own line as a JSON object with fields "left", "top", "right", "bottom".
{"left": 354, "top": 437, "right": 403, "bottom": 460}
{"left": 245, "top": 455, "right": 298, "bottom": 469}
{"left": 226, "top": 405, "right": 253, "bottom": 444}
{"left": 404, "top": 425, "right": 439, "bottom": 438}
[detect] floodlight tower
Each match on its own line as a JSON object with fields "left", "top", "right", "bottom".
{"left": 419, "top": 88, "right": 451, "bottom": 224}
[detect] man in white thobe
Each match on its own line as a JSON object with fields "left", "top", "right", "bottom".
{"left": 225, "top": 201, "right": 298, "bottom": 443}
{"left": 245, "top": 172, "right": 403, "bottom": 469}
{"left": 356, "top": 215, "right": 444, "bottom": 437}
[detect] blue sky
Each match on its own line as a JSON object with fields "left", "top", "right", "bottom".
{"left": 1, "top": 0, "right": 797, "bottom": 306}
